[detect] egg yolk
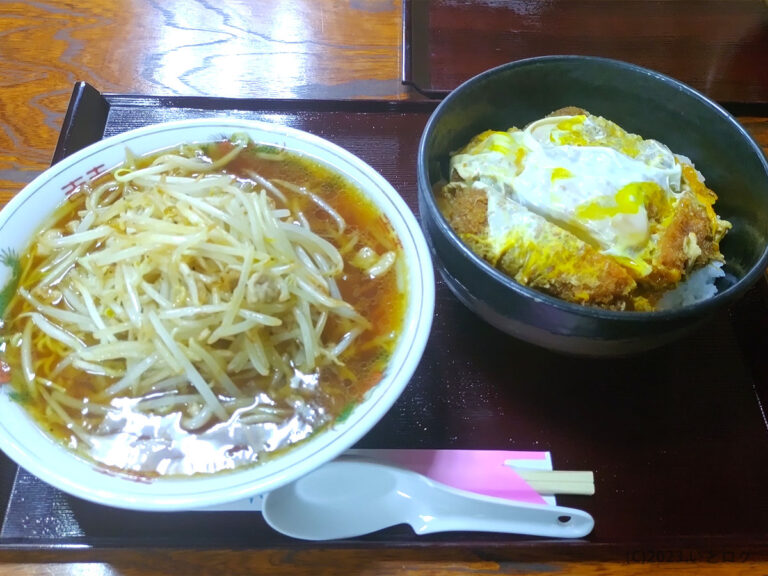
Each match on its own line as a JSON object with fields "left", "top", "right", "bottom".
{"left": 465, "top": 131, "right": 516, "bottom": 155}
{"left": 550, "top": 115, "right": 644, "bottom": 158}
{"left": 552, "top": 115, "right": 588, "bottom": 145}
{"left": 575, "top": 182, "right": 660, "bottom": 220}
{"left": 551, "top": 167, "right": 573, "bottom": 181}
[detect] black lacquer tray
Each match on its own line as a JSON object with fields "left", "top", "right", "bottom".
{"left": 1, "top": 82, "right": 767, "bottom": 558}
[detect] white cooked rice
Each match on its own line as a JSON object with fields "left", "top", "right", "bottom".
{"left": 656, "top": 261, "right": 725, "bottom": 310}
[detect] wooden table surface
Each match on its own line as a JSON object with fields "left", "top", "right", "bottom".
{"left": 1, "top": 1, "right": 768, "bottom": 574}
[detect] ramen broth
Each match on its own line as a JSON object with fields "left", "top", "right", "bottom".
{"left": 0, "top": 137, "right": 407, "bottom": 477}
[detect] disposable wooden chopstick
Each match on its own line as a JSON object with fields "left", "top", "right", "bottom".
{"left": 512, "top": 469, "right": 596, "bottom": 496}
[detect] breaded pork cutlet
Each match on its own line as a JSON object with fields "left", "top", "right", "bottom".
{"left": 437, "top": 107, "right": 731, "bottom": 310}
{"left": 436, "top": 181, "right": 637, "bottom": 309}
{"left": 547, "top": 107, "right": 729, "bottom": 292}
{"left": 645, "top": 166, "right": 730, "bottom": 289}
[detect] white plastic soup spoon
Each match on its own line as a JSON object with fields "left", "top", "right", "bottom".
{"left": 261, "top": 458, "right": 594, "bottom": 541}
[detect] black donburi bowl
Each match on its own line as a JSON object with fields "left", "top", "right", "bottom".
{"left": 417, "top": 55, "right": 768, "bottom": 356}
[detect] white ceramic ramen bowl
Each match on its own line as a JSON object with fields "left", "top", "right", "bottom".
{"left": 0, "top": 118, "right": 435, "bottom": 511}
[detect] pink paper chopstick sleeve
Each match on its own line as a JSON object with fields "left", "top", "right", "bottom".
{"left": 355, "top": 449, "right": 549, "bottom": 505}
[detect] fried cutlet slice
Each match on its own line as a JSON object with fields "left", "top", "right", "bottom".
{"left": 440, "top": 107, "right": 731, "bottom": 309}
{"left": 435, "top": 180, "right": 489, "bottom": 237}
{"left": 546, "top": 106, "right": 590, "bottom": 118}
{"left": 642, "top": 165, "right": 731, "bottom": 290}
{"left": 436, "top": 182, "right": 637, "bottom": 309}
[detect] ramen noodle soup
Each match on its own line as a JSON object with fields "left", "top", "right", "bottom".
{"left": 0, "top": 135, "right": 407, "bottom": 478}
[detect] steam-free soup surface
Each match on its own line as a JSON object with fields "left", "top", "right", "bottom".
{"left": 0, "top": 136, "right": 406, "bottom": 477}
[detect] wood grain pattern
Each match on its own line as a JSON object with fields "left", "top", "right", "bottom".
{"left": 408, "top": 0, "right": 768, "bottom": 103}
{"left": 0, "top": 547, "right": 767, "bottom": 576}
{"left": 741, "top": 116, "right": 768, "bottom": 149}
{"left": 1, "top": 1, "right": 767, "bottom": 575}
{"left": 0, "top": 0, "right": 406, "bottom": 203}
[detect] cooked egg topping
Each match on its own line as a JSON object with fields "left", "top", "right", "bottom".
{"left": 451, "top": 114, "right": 692, "bottom": 278}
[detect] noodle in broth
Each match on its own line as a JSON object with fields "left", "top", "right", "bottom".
{"left": 0, "top": 135, "right": 406, "bottom": 477}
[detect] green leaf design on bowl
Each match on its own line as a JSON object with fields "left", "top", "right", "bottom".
{"left": 335, "top": 402, "right": 355, "bottom": 424}
{"left": 0, "top": 248, "right": 21, "bottom": 317}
